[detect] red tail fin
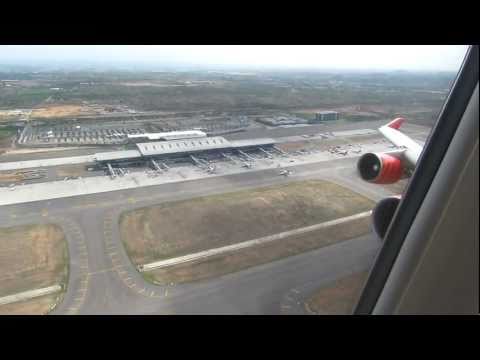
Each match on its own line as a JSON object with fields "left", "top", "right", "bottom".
{"left": 386, "top": 117, "right": 406, "bottom": 130}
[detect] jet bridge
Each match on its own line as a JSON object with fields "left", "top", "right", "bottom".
{"left": 237, "top": 149, "right": 256, "bottom": 162}
{"left": 106, "top": 163, "right": 116, "bottom": 179}
{"left": 221, "top": 152, "right": 238, "bottom": 164}
{"left": 160, "top": 161, "right": 170, "bottom": 170}
{"left": 272, "top": 146, "right": 287, "bottom": 156}
{"left": 150, "top": 158, "right": 163, "bottom": 172}
{"left": 258, "top": 147, "right": 274, "bottom": 159}
{"left": 190, "top": 155, "right": 215, "bottom": 173}
{"left": 190, "top": 155, "right": 205, "bottom": 167}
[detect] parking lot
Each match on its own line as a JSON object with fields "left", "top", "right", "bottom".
{"left": 18, "top": 124, "right": 146, "bottom": 147}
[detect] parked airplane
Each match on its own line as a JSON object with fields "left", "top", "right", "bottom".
{"left": 356, "top": 118, "right": 422, "bottom": 239}
{"left": 279, "top": 169, "right": 293, "bottom": 177}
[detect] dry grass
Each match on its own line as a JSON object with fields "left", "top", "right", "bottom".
{"left": 304, "top": 271, "right": 369, "bottom": 315}
{"left": 55, "top": 164, "right": 88, "bottom": 178}
{"left": 0, "top": 172, "right": 22, "bottom": 184}
{"left": 120, "top": 180, "right": 375, "bottom": 268}
{"left": 31, "top": 105, "right": 94, "bottom": 118}
{"left": 0, "top": 224, "right": 68, "bottom": 298}
{"left": 145, "top": 216, "right": 371, "bottom": 285}
{"left": 0, "top": 133, "right": 14, "bottom": 155}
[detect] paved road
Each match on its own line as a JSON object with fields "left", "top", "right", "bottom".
{"left": 0, "top": 157, "right": 389, "bottom": 314}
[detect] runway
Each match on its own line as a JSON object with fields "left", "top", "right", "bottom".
{"left": 0, "top": 155, "right": 394, "bottom": 314}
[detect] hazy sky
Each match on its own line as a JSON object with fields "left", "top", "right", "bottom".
{"left": 0, "top": 45, "right": 469, "bottom": 71}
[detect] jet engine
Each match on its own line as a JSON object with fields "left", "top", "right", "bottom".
{"left": 357, "top": 152, "right": 404, "bottom": 184}
{"left": 371, "top": 196, "right": 401, "bottom": 240}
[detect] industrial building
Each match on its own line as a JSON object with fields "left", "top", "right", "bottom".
{"left": 313, "top": 111, "right": 339, "bottom": 123}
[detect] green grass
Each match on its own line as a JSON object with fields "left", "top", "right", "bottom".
{"left": 0, "top": 128, "right": 14, "bottom": 140}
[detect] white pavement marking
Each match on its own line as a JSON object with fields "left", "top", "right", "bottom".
{"left": 140, "top": 211, "right": 371, "bottom": 272}
{"left": 0, "top": 284, "right": 62, "bottom": 306}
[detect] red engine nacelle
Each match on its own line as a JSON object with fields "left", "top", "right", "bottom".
{"left": 357, "top": 152, "right": 404, "bottom": 184}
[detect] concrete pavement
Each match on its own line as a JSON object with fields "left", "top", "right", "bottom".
{"left": 0, "top": 139, "right": 394, "bottom": 206}
{"left": 0, "top": 156, "right": 390, "bottom": 314}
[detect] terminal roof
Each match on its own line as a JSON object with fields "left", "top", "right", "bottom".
{"left": 94, "top": 150, "right": 142, "bottom": 162}
{"left": 136, "top": 137, "right": 231, "bottom": 156}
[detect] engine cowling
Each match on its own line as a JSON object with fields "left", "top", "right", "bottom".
{"left": 371, "top": 196, "right": 401, "bottom": 240}
{"left": 357, "top": 152, "right": 404, "bottom": 184}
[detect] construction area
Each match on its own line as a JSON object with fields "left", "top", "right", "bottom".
{"left": 119, "top": 180, "right": 375, "bottom": 284}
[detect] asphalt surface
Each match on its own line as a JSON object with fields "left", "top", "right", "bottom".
{"left": 0, "top": 154, "right": 392, "bottom": 315}
{"left": 0, "top": 120, "right": 429, "bottom": 192}
{"left": 2, "top": 118, "right": 431, "bottom": 314}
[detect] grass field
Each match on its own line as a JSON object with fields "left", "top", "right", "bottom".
{"left": 55, "top": 164, "right": 89, "bottom": 178}
{"left": 0, "top": 69, "right": 450, "bottom": 121}
{"left": 0, "top": 128, "right": 14, "bottom": 140}
{"left": 120, "top": 180, "right": 375, "bottom": 282}
{"left": 0, "top": 224, "right": 68, "bottom": 314}
{"left": 143, "top": 216, "right": 371, "bottom": 285}
{"left": 0, "top": 171, "right": 22, "bottom": 184}
{"left": 304, "top": 270, "right": 369, "bottom": 315}
{"left": 0, "top": 127, "right": 16, "bottom": 154}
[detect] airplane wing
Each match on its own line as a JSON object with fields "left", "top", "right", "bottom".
{"left": 378, "top": 118, "right": 423, "bottom": 167}
{"left": 357, "top": 118, "right": 425, "bottom": 184}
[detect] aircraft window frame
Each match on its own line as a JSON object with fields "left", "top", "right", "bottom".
{"left": 354, "top": 45, "right": 479, "bottom": 314}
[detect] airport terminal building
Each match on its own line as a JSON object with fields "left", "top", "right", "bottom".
{"left": 126, "top": 130, "right": 207, "bottom": 142}
{"left": 93, "top": 136, "right": 277, "bottom": 168}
